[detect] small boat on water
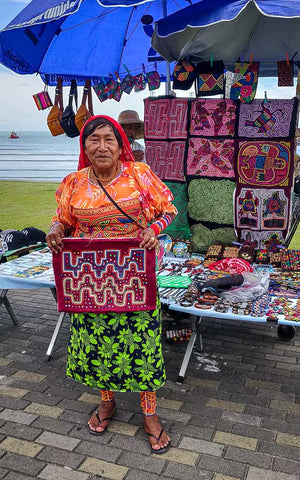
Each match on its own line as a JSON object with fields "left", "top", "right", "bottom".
{"left": 9, "top": 131, "right": 19, "bottom": 139}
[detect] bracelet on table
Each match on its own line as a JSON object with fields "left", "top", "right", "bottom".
{"left": 194, "top": 303, "right": 212, "bottom": 309}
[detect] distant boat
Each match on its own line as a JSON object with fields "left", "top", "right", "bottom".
{"left": 9, "top": 131, "right": 19, "bottom": 139}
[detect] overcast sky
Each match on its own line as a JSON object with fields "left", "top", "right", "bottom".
{"left": 0, "top": 0, "right": 296, "bottom": 132}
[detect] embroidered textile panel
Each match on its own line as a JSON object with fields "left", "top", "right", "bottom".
{"left": 189, "top": 98, "right": 237, "bottom": 137}
{"left": 52, "top": 238, "right": 157, "bottom": 313}
{"left": 236, "top": 140, "right": 294, "bottom": 188}
{"left": 188, "top": 178, "right": 236, "bottom": 224}
{"left": 144, "top": 97, "right": 188, "bottom": 139}
{"left": 238, "top": 98, "right": 298, "bottom": 138}
{"left": 195, "top": 60, "right": 225, "bottom": 97}
{"left": 277, "top": 60, "right": 294, "bottom": 87}
{"left": 186, "top": 138, "right": 235, "bottom": 179}
{"left": 234, "top": 187, "right": 291, "bottom": 236}
{"left": 164, "top": 182, "right": 190, "bottom": 239}
{"left": 190, "top": 223, "right": 237, "bottom": 252}
{"left": 230, "top": 62, "right": 260, "bottom": 103}
{"left": 145, "top": 140, "right": 185, "bottom": 182}
{"left": 239, "top": 230, "right": 286, "bottom": 250}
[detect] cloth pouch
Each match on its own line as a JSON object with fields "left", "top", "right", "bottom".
{"left": 133, "top": 73, "right": 146, "bottom": 92}
{"left": 33, "top": 90, "right": 53, "bottom": 110}
{"left": 111, "top": 83, "right": 123, "bottom": 101}
{"left": 120, "top": 73, "right": 134, "bottom": 94}
{"left": 146, "top": 70, "right": 161, "bottom": 91}
{"left": 195, "top": 60, "right": 224, "bottom": 96}
{"left": 93, "top": 80, "right": 109, "bottom": 102}
{"left": 93, "top": 78, "right": 117, "bottom": 102}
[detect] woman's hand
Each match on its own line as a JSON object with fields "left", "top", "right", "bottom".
{"left": 139, "top": 228, "right": 158, "bottom": 250}
{"left": 46, "top": 224, "right": 64, "bottom": 254}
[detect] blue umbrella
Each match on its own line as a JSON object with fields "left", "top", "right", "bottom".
{"left": 0, "top": 0, "right": 190, "bottom": 85}
{"left": 152, "top": 0, "right": 300, "bottom": 76}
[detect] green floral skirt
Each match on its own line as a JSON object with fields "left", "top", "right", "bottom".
{"left": 66, "top": 302, "right": 166, "bottom": 392}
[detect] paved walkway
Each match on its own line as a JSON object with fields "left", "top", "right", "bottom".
{"left": 1, "top": 288, "right": 300, "bottom": 480}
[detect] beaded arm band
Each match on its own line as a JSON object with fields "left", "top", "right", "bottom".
{"left": 149, "top": 213, "right": 173, "bottom": 236}
{"left": 49, "top": 221, "right": 70, "bottom": 236}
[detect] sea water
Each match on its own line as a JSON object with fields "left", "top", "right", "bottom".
{"left": 0, "top": 131, "right": 79, "bottom": 182}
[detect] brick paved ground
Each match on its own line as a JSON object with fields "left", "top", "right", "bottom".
{"left": 1, "top": 288, "right": 300, "bottom": 479}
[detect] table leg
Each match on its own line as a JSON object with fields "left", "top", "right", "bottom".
{"left": 0, "top": 289, "right": 18, "bottom": 325}
{"left": 177, "top": 314, "right": 202, "bottom": 383}
{"left": 45, "top": 311, "right": 67, "bottom": 361}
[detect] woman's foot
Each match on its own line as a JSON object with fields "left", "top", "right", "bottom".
{"left": 143, "top": 414, "right": 171, "bottom": 453}
{"left": 87, "top": 399, "right": 116, "bottom": 436}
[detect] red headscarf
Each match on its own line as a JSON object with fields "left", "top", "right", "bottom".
{"left": 77, "top": 115, "right": 135, "bottom": 170}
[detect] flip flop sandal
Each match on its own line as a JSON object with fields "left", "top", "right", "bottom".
{"left": 87, "top": 406, "right": 116, "bottom": 436}
{"left": 144, "top": 427, "right": 171, "bottom": 454}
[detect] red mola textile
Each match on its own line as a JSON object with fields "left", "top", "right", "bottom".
{"left": 208, "top": 257, "right": 253, "bottom": 275}
{"left": 52, "top": 238, "right": 157, "bottom": 313}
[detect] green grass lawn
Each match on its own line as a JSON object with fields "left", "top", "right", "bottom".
{"left": 1, "top": 181, "right": 60, "bottom": 234}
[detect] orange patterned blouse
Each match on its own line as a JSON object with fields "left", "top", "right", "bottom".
{"left": 53, "top": 161, "right": 177, "bottom": 239}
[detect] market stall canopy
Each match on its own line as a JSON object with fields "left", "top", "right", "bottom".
{"left": 0, "top": 0, "right": 190, "bottom": 85}
{"left": 151, "top": 0, "right": 300, "bottom": 76}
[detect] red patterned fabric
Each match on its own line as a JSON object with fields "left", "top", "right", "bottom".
{"left": 144, "top": 97, "right": 188, "bottom": 139}
{"left": 187, "top": 138, "right": 235, "bottom": 179}
{"left": 52, "top": 237, "right": 157, "bottom": 313}
{"left": 208, "top": 258, "right": 253, "bottom": 274}
{"left": 145, "top": 140, "right": 185, "bottom": 182}
{"left": 189, "top": 98, "right": 236, "bottom": 137}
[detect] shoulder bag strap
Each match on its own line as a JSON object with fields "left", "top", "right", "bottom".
{"left": 69, "top": 79, "right": 78, "bottom": 109}
{"left": 55, "top": 78, "right": 63, "bottom": 110}
{"left": 94, "top": 176, "right": 143, "bottom": 229}
{"left": 87, "top": 79, "right": 94, "bottom": 115}
{"left": 81, "top": 79, "right": 94, "bottom": 115}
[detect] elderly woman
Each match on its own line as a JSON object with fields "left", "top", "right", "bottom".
{"left": 46, "top": 115, "right": 177, "bottom": 454}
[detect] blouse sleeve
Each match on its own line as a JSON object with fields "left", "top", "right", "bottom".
{"left": 51, "top": 172, "right": 78, "bottom": 233}
{"left": 133, "top": 162, "right": 177, "bottom": 222}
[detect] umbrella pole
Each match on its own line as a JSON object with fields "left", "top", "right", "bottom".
{"left": 162, "top": 0, "right": 171, "bottom": 95}
{"left": 286, "top": 69, "right": 300, "bottom": 247}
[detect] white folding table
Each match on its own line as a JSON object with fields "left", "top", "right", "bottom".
{"left": 0, "top": 249, "right": 67, "bottom": 361}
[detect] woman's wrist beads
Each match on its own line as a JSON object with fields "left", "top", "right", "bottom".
{"left": 50, "top": 221, "right": 65, "bottom": 234}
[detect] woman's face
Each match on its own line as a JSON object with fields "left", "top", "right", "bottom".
{"left": 84, "top": 125, "right": 122, "bottom": 172}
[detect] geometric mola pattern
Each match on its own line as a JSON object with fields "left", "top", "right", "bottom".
{"left": 53, "top": 238, "right": 157, "bottom": 313}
